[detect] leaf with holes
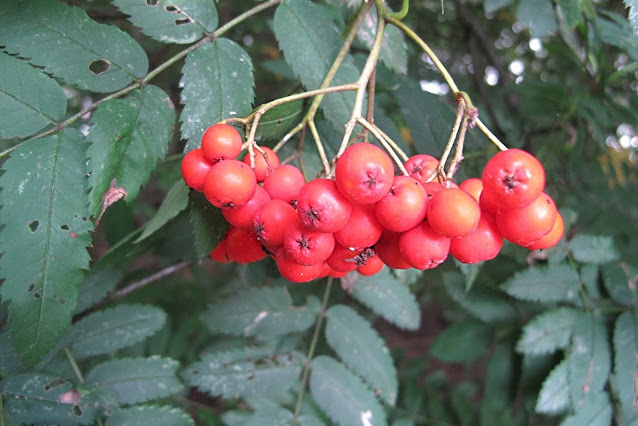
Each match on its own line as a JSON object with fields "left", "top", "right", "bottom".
{"left": 105, "top": 405, "right": 195, "bottom": 426}
{"left": 113, "top": 0, "right": 218, "bottom": 44}
{"left": 613, "top": 310, "right": 638, "bottom": 424}
{"left": 325, "top": 305, "right": 398, "bottom": 406}
{"left": 0, "top": 129, "right": 92, "bottom": 368}
{"left": 568, "top": 234, "right": 620, "bottom": 264}
{"left": 201, "top": 287, "right": 319, "bottom": 338}
{"left": 68, "top": 304, "right": 166, "bottom": 359}
{"left": 561, "top": 392, "right": 612, "bottom": 426}
{"left": 188, "top": 191, "right": 230, "bottom": 260}
{"left": 180, "top": 38, "right": 254, "bottom": 152}
{"left": 0, "top": 51, "right": 66, "bottom": 139}
{"left": 501, "top": 264, "right": 581, "bottom": 304}
{"left": 516, "top": 307, "right": 578, "bottom": 355}
{"left": 183, "top": 348, "right": 305, "bottom": 399}
{"left": 349, "top": 268, "right": 420, "bottom": 330}
{"left": 310, "top": 356, "right": 387, "bottom": 426}
{"left": 1, "top": 373, "right": 116, "bottom": 425}
{"left": 135, "top": 180, "right": 189, "bottom": 243}
{"left": 86, "top": 357, "right": 183, "bottom": 405}
{"left": 87, "top": 85, "right": 176, "bottom": 218}
{"left": 274, "top": 0, "right": 360, "bottom": 132}
{"left": 535, "top": 359, "right": 570, "bottom": 414}
{"left": 567, "top": 312, "right": 611, "bottom": 409}
{"left": 356, "top": 7, "right": 407, "bottom": 75}
{"left": 0, "top": 0, "right": 148, "bottom": 92}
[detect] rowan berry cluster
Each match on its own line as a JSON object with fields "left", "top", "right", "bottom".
{"left": 181, "top": 124, "right": 563, "bottom": 283}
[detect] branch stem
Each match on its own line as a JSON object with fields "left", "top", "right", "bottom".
{"left": 428, "top": 102, "right": 465, "bottom": 182}
{"left": 358, "top": 118, "right": 408, "bottom": 175}
{"left": 64, "top": 347, "right": 85, "bottom": 384}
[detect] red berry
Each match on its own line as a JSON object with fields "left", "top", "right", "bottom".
{"left": 326, "top": 243, "right": 362, "bottom": 273}
{"left": 263, "top": 164, "right": 305, "bottom": 204}
{"left": 335, "top": 143, "right": 395, "bottom": 204}
{"left": 282, "top": 220, "right": 335, "bottom": 266}
{"left": 459, "top": 177, "right": 483, "bottom": 202}
{"left": 296, "top": 179, "right": 352, "bottom": 233}
{"left": 243, "top": 146, "right": 280, "bottom": 182}
{"left": 181, "top": 148, "right": 216, "bottom": 192}
{"left": 375, "top": 175, "right": 428, "bottom": 232}
{"left": 399, "top": 221, "right": 451, "bottom": 270}
{"left": 404, "top": 154, "right": 439, "bottom": 185}
{"left": 481, "top": 149, "right": 545, "bottom": 209}
{"left": 356, "top": 254, "right": 384, "bottom": 276}
{"left": 526, "top": 212, "right": 565, "bottom": 250}
{"left": 496, "top": 192, "right": 557, "bottom": 246}
{"left": 224, "top": 226, "right": 266, "bottom": 264}
{"left": 275, "top": 247, "right": 323, "bottom": 283}
{"left": 209, "top": 237, "right": 230, "bottom": 263}
{"left": 427, "top": 188, "right": 481, "bottom": 238}
{"left": 375, "top": 230, "right": 411, "bottom": 269}
{"left": 449, "top": 214, "right": 503, "bottom": 264}
{"left": 253, "top": 199, "right": 298, "bottom": 247}
{"left": 479, "top": 187, "right": 501, "bottom": 216}
{"left": 201, "top": 123, "right": 242, "bottom": 161}
{"left": 222, "top": 185, "right": 270, "bottom": 229}
{"left": 204, "top": 160, "right": 257, "bottom": 208}
{"left": 334, "top": 204, "right": 383, "bottom": 249}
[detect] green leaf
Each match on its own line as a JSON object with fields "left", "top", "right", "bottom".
{"left": 556, "top": 0, "right": 583, "bottom": 28}
{"left": 105, "top": 405, "right": 195, "bottom": 426}
{"left": 112, "top": 0, "right": 218, "bottom": 44}
{"left": 625, "top": 0, "right": 638, "bottom": 36}
{"left": 0, "top": 330, "right": 24, "bottom": 375}
{"left": 567, "top": 313, "right": 611, "bottom": 409}
{"left": 87, "top": 85, "right": 176, "bottom": 218}
{"left": 86, "top": 357, "right": 183, "bottom": 405}
{"left": 183, "top": 348, "right": 305, "bottom": 399}
{"left": 325, "top": 305, "right": 398, "bottom": 406}
{"left": 223, "top": 407, "right": 295, "bottom": 426}
{"left": 180, "top": 38, "right": 254, "bottom": 153}
{"left": 516, "top": 0, "right": 559, "bottom": 37}
{"left": 568, "top": 234, "right": 620, "bottom": 264}
{"left": 68, "top": 304, "right": 167, "bottom": 359}
{"left": 274, "top": 0, "right": 360, "bottom": 132}
{"left": 1, "top": 373, "right": 115, "bottom": 425}
{"left": 601, "top": 263, "right": 635, "bottom": 307}
{"left": 254, "top": 99, "right": 305, "bottom": 143}
{"left": 201, "top": 287, "right": 319, "bottom": 338}
{"left": 613, "top": 311, "right": 638, "bottom": 424}
{"left": 596, "top": 13, "right": 638, "bottom": 61}
{"left": 561, "top": 392, "right": 612, "bottom": 426}
{"left": 188, "top": 191, "right": 230, "bottom": 260}
{"left": 516, "top": 307, "right": 578, "bottom": 355}
{"left": 310, "top": 356, "right": 387, "bottom": 426}
{"left": 0, "top": 51, "right": 66, "bottom": 139}
{"left": 430, "top": 320, "right": 493, "bottom": 363}
{"left": 349, "top": 268, "right": 420, "bottom": 330}
{"left": 357, "top": 7, "right": 407, "bottom": 75}
{"left": 0, "top": 129, "right": 92, "bottom": 368}
{"left": 0, "top": 0, "right": 148, "bottom": 92}
{"left": 135, "top": 180, "right": 189, "bottom": 243}
{"left": 536, "top": 359, "right": 570, "bottom": 414}
{"left": 484, "top": 0, "right": 515, "bottom": 13}
{"left": 482, "top": 341, "right": 515, "bottom": 416}
{"left": 501, "top": 264, "right": 581, "bottom": 304}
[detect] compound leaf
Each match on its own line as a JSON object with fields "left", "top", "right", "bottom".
{"left": 568, "top": 234, "right": 620, "bottom": 264}
{"left": 0, "top": 129, "right": 92, "bottom": 368}
{"left": 0, "top": 51, "right": 66, "bottom": 139}
{"left": 626, "top": 0, "right": 638, "bottom": 36}
{"left": 180, "top": 38, "right": 254, "bottom": 153}
{"left": 0, "top": 0, "right": 148, "bottom": 92}
{"left": 356, "top": 7, "right": 407, "bottom": 75}
{"left": 567, "top": 313, "right": 611, "bottom": 409}
{"left": 613, "top": 311, "right": 638, "bottom": 424}
{"left": 135, "top": 180, "right": 189, "bottom": 243}
{"left": 325, "top": 305, "right": 398, "bottom": 406}
{"left": 183, "top": 348, "right": 305, "bottom": 399}
{"left": 87, "top": 85, "right": 176, "bottom": 218}
{"left": 105, "top": 405, "right": 195, "bottom": 426}
{"left": 310, "top": 356, "right": 387, "bottom": 426}
{"left": 188, "top": 191, "right": 229, "bottom": 260}
{"left": 274, "top": 0, "right": 360, "bottom": 132}
{"left": 516, "top": 307, "right": 578, "bottom": 355}
{"left": 501, "top": 264, "right": 581, "bottom": 304}
{"left": 86, "top": 357, "right": 183, "bottom": 405}
{"left": 561, "top": 392, "right": 612, "bottom": 426}
{"left": 536, "top": 359, "right": 570, "bottom": 414}
{"left": 201, "top": 287, "right": 319, "bottom": 338}
{"left": 68, "top": 304, "right": 166, "bottom": 359}
{"left": 430, "top": 320, "right": 493, "bottom": 363}
{"left": 112, "top": 0, "right": 218, "bottom": 44}
{"left": 350, "top": 268, "right": 420, "bottom": 330}
{"left": 1, "top": 373, "right": 115, "bottom": 425}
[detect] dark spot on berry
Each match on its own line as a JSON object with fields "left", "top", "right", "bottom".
{"left": 503, "top": 175, "right": 517, "bottom": 190}
{"left": 297, "top": 237, "right": 310, "bottom": 250}
{"left": 365, "top": 174, "right": 377, "bottom": 188}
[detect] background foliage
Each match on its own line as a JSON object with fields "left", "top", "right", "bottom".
{"left": 1, "top": 0, "right": 637, "bottom": 424}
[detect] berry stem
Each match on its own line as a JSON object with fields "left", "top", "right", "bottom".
{"left": 308, "top": 120, "right": 332, "bottom": 176}
{"left": 446, "top": 114, "right": 469, "bottom": 179}
{"left": 64, "top": 347, "right": 85, "bottom": 384}
{"left": 358, "top": 117, "right": 409, "bottom": 176}
{"left": 476, "top": 118, "right": 508, "bottom": 151}
{"left": 378, "top": 0, "right": 410, "bottom": 20}
{"left": 428, "top": 101, "right": 465, "bottom": 182}
{"left": 363, "top": 65, "right": 378, "bottom": 144}
{"left": 294, "top": 277, "right": 334, "bottom": 420}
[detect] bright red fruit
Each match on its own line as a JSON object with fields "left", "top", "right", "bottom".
{"left": 296, "top": 179, "right": 352, "bottom": 233}
{"left": 224, "top": 227, "right": 266, "bottom": 264}
{"left": 459, "top": 178, "right": 483, "bottom": 202}
{"left": 375, "top": 175, "right": 427, "bottom": 232}
{"left": 181, "top": 148, "right": 216, "bottom": 192}
{"left": 526, "top": 212, "right": 565, "bottom": 250}
{"left": 283, "top": 220, "right": 335, "bottom": 265}
{"left": 263, "top": 164, "right": 305, "bottom": 204}
{"left": 201, "top": 123, "right": 242, "bottom": 161}
{"left": 375, "top": 230, "right": 411, "bottom": 269}
{"left": 356, "top": 254, "right": 384, "bottom": 276}
{"left": 222, "top": 185, "right": 270, "bottom": 229}
{"left": 209, "top": 237, "right": 229, "bottom": 263}
{"left": 326, "top": 244, "right": 363, "bottom": 273}
{"left": 481, "top": 149, "right": 545, "bottom": 209}
{"left": 253, "top": 199, "right": 298, "bottom": 247}
{"left": 399, "top": 221, "right": 451, "bottom": 270}
{"left": 496, "top": 192, "right": 557, "bottom": 246}
{"left": 479, "top": 188, "right": 501, "bottom": 216}
{"left": 335, "top": 143, "right": 395, "bottom": 204}
{"left": 204, "top": 160, "right": 257, "bottom": 208}
{"left": 334, "top": 204, "right": 383, "bottom": 249}
{"left": 427, "top": 188, "right": 481, "bottom": 238}
{"left": 449, "top": 214, "right": 503, "bottom": 263}
{"left": 404, "top": 154, "right": 439, "bottom": 185}
{"left": 275, "top": 248, "right": 323, "bottom": 283}
{"left": 244, "top": 146, "right": 280, "bottom": 182}
{"left": 422, "top": 180, "right": 459, "bottom": 200}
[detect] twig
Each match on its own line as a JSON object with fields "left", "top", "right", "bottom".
{"left": 428, "top": 102, "right": 465, "bottom": 182}
{"left": 363, "top": 65, "right": 377, "bottom": 143}
{"left": 358, "top": 117, "right": 409, "bottom": 175}
{"left": 446, "top": 114, "right": 469, "bottom": 179}
{"left": 64, "top": 347, "right": 85, "bottom": 384}
{"left": 114, "top": 261, "right": 192, "bottom": 298}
